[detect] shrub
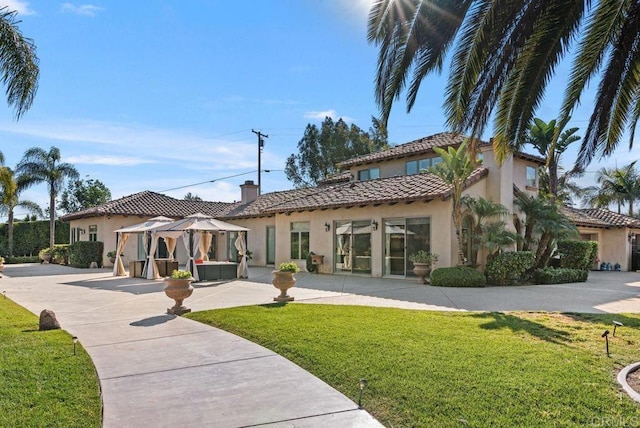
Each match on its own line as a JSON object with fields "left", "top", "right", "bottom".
{"left": 5, "top": 256, "right": 39, "bottom": 264}
{"left": 558, "top": 240, "right": 598, "bottom": 270}
{"left": 486, "top": 251, "right": 535, "bottom": 286}
{"left": 68, "top": 241, "right": 104, "bottom": 268}
{"left": 430, "top": 267, "right": 486, "bottom": 287}
{"left": 51, "top": 245, "right": 69, "bottom": 264}
{"left": 278, "top": 262, "right": 300, "bottom": 273}
{"left": 408, "top": 250, "right": 439, "bottom": 266}
{"left": 533, "top": 267, "right": 589, "bottom": 284}
{"left": 170, "top": 270, "right": 193, "bottom": 279}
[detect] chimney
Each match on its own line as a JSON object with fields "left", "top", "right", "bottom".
{"left": 240, "top": 180, "right": 259, "bottom": 204}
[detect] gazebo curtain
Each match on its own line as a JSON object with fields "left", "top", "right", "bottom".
{"left": 145, "top": 233, "right": 161, "bottom": 280}
{"left": 113, "top": 233, "right": 129, "bottom": 276}
{"left": 182, "top": 231, "right": 202, "bottom": 281}
{"left": 235, "top": 231, "right": 248, "bottom": 278}
{"left": 199, "top": 232, "right": 213, "bottom": 261}
{"left": 165, "top": 236, "right": 177, "bottom": 261}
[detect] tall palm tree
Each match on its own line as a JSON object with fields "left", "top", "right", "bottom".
{"left": 584, "top": 162, "right": 640, "bottom": 216}
{"left": 367, "top": 0, "right": 640, "bottom": 170}
{"left": 0, "top": 166, "right": 42, "bottom": 256}
{"left": 429, "top": 139, "right": 475, "bottom": 265}
{"left": 16, "top": 147, "right": 78, "bottom": 252}
{"left": 0, "top": 7, "right": 39, "bottom": 118}
{"left": 525, "top": 118, "right": 581, "bottom": 197}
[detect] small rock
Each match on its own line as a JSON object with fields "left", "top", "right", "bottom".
{"left": 39, "top": 309, "right": 60, "bottom": 331}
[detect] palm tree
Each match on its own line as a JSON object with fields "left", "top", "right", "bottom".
{"left": 367, "top": 0, "right": 640, "bottom": 170}
{"left": 16, "top": 147, "right": 78, "bottom": 252}
{"left": 429, "top": 139, "right": 475, "bottom": 265}
{"left": 583, "top": 162, "right": 640, "bottom": 216}
{"left": 0, "top": 7, "right": 39, "bottom": 118}
{"left": 461, "top": 195, "right": 510, "bottom": 264}
{"left": 525, "top": 118, "right": 581, "bottom": 197}
{"left": 0, "top": 166, "right": 42, "bottom": 256}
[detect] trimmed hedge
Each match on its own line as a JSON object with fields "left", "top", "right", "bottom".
{"left": 430, "top": 266, "right": 486, "bottom": 287}
{"left": 0, "top": 220, "right": 69, "bottom": 257}
{"left": 5, "top": 256, "right": 39, "bottom": 264}
{"left": 486, "top": 251, "right": 535, "bottom": 286}
{"left": 68, "top": 241, "right": 104, "bottom": 268}
{"left": 558, "top": 240, "right": 598, "bottom": 270}
{"left": 533, "top": 267, "right": 589, "bottom": 284}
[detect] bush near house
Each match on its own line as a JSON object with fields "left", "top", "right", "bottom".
{"left": 533, "top": 267, "right": 588, "bottom": 284}
{"left": 68, "top": 241, "right": 104, "bottom": 268}
{"left": 430, "top": 266, "right": 486, "bottom": 287}
{"left": 5, "top": 256, "right": 39, "bottom": 264}
{"left": 39, "top": 245, "right": 70, "bottom": 264}
{"left": 558, "top": 240, "right": 598, "bottom": 270}
{"left": 486, "top": 251, "right": 535, "bottom": 286}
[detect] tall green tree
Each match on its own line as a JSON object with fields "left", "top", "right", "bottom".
{"left": 58, "top": 178, "right": 111, "bottom": 214}
{"left": 0, "top": 166, "right": 42, "bottom": 256}
{"left": 367, "top": 0, "right": 640, "bottom": 170}
{"left": 17, "top": 147, "right": 79, "bottom": 252}
{"left": 461, "top": 196, "right": 514, "bottom": 264}
{"left": 285, "top": 117, "right": 388, "bottom": 187}
{"left": 525, "top": 118, "right": 581, "bottom": 197}
{"left": 0, "top": 7, "right": 39, "bottom": 118}
{"left": 583, "top": 162, "right": 640, "bottom": 216}
{"left": 430, "top": 139, "right": 475, "bottom": 265}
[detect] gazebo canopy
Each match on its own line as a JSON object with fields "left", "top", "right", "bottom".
{"left": 113, "top": 216, "right": 174, "bottom": 233}
{"left": 152, "top": 213, "right": 249, "bottom": 233}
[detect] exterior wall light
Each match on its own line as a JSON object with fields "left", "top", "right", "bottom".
{"left": 371, "top": 220, "right": 378, "bottom": 231}
{"left": 324, "top": 222, "right": 331, "bottom": 232}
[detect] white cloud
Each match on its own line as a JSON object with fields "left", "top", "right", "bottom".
{"left": 303, "top": 109, "right": 354, "bottom": 122}
{"left": 65, "top": 154, "right": 156, "bottom": 166}
{"left": 61, "top": 3, "right": 104, "bottom": 17}
{"left": 2, "top": 0, "right": 35, "bottom": 15}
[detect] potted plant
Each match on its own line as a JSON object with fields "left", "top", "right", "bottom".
{"left": 409, "top": 250, "right": 439, "bottom": 284}
{"left": 272, "top": 262, "right": 300, "bottom": 302}
{"left": 163, "top": 269, "right": 195, "bottom": 315}
{"left": 107, "top": 250, "right": 118, "bottom": 264}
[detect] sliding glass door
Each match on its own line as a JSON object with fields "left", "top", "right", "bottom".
{"left": 383, "top": 217, "right": 431, "bottom": 277}
{"left": 334, "top": 220, "right": 372, "bottom": 274}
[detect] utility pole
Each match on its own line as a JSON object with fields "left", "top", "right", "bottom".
{"left": 252, "top": 129, "right": 268, "bottom": 194}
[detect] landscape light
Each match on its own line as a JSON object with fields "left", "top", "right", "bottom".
{"left": 613, "top": 320, "right": 623, "bottom": 337}
{"left": 72, "top": 336, "right": 78, "bottom": 356}
{"left": 358, "top": 378, "right": 368, "bottom": 408}
{"left": 602, "top": 330, "right": 610, "bottom": 357}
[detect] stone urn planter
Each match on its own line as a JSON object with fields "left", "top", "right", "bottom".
{"left": 40, "top": 254, "right": 51, "bottom": 264}
{"left": 412, "top": 263, "right": 432, "bottom": 284}
{"left": 272, "top": 262, "right": 299, "bottom": 302}
{"left": 164, "top": 271, "right": 194, "bottom": 315}
{"left": 0, "top": 257, "right": 4, "bottom": 272}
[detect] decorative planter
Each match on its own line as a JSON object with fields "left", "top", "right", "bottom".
{"left": 310, "top": 254, "right": 324, "bottom": 265}
{"left": 412, "top": 262, "right": 432, "bottom": 284}
{"left": 163, "top": 278, "right": 194, "bottom": 315}
{"left": 109, "top": 257, "right": 116, "bottom": 265}
{"left": 272, "top": 271, "right": 296, "bottom": 302}
{"left": 41, "top": 254, "right": 51, "bottom": 264}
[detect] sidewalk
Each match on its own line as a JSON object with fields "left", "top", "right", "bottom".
{"left": 2, "top": 264, "right": 383, "bottom": 427}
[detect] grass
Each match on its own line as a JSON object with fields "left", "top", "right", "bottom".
{"left": 187, "top": 305, "right": 640, "bottom": 427}
{"left": 0, "top": 296, "right": 102, "bottom": 428}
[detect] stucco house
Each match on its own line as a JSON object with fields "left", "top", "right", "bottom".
{"left": 61, "top": 132, "right": 640, "bottom": 276}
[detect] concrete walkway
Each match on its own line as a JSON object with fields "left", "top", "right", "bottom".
{"left": 3, "top": 264, "right": 640, "bottom": 427}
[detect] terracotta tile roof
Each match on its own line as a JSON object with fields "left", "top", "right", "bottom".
{"left": 223, "top": 168, "right": 489, "bottom": 218}
{"left": 560, "top": 206, "right": 612, "bottom": 228}
{"left": 580, "top": 208, "right": 640, "bottom": 228}
{"left": 60, "top": 191, "right": 238, "bottom": 221}
{"left": 317, "top": 171, "right": 351, "bottom": 185}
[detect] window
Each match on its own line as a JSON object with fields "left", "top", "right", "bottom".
{"left": 526, "top": 166, "right": 537, "bottom": 187}
{"left": 290, "top": 222, "right": 310, "bottom": 259}
{"left": 406, "top": 157, "right": 442, "bottom": 175}
{"left": 88, "top": 225, "right": 97, "bottom": 242}
{"left": 358, "top": 167, "right": 380, "bottom": 181}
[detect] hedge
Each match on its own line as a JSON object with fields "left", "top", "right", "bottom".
{"left": 5, "top": 256, "right": 39, "bottom": 264}
{"left": 486, "top": 251, "right": 535, "bottom": 286}
{"left": 68, "top": 241, "right": 104, "bottom": 268}
{"left": 533, "top": 267, "right": 589, "bottom": 284}
{"left": 430, "top": 266, "right": 486, "bottom": 287}
{"left": 0, "top": 220, "right": 69, "bottom": 257}
{"left": 558, "top": 240, "right": 598, "bottom": 270}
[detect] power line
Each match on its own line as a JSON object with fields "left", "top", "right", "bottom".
{"left": 156, "top": 169, "right": 283, "bottom": 193}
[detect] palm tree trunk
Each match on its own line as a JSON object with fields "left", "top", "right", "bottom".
{"left": 7, "top": 209, "right": 14, "bottom": 256}
{"left": 535, "top": 232, "right": 552, "bottom": 269}
{"left": 49, "top": 189, "right": 55, "bottom": 252}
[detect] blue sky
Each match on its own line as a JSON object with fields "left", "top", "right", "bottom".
{"left": 0, "top": 0, "right": 636, "bottom": 218}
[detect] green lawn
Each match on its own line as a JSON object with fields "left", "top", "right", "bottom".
{"left": 0, "top": 297, "right": 102, "bottom": 428}
{"left": 188, "top": 305, "right": 640, "bottom": 427}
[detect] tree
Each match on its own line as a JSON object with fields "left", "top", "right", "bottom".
{"left": 285, "top": 116, "right": 388, "bottom": 187}
{"left": 367, "top": 0, "right": 640, "bottom": 170}
{"left": 525, "top": 118, "right": 581, "bottom": 197}
{"left": 0, "top": 166, "right": 42, "bottom": 256}
{"left": 429, "top": 139, "right": 475, "bottom": 265}
{"left": 461, "top": 196, "right": 513, "bottom": 264}
{"left": 0, "top": 7, "right": 39, "bottom": 119}
{"left": 583, "top": 162, "right": 640, "bottom": 216}
{"left": 58, "top": 178, "right": 112, "bottom": 214}
{"left": 183, "top": 192, "right": 202, "bottom": 201}
{"left": 16, "top": 147, "right": 79, "bottom": 252}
